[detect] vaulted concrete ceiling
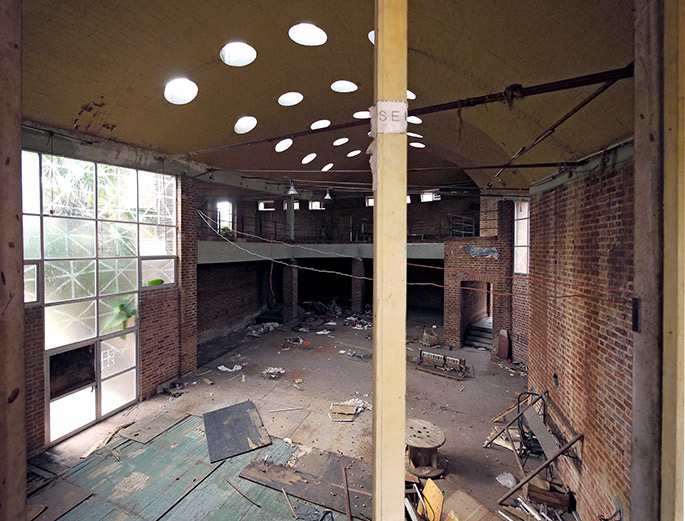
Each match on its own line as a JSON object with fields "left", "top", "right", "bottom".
{"left": 22, "top": 0, "right": 633, "bottom": 195}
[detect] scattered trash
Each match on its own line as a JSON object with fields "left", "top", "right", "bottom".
{"left": 197, "top": 369, "right": 212, "bottom": 376}
{"left": 293, "top": 503, "right": 335, "bottom": 521}
{"left": 344, "top": 315, "right": 373, "bottom": 330}
{"left": 316, "top": 329, "right": 331, "bottom": 335}
{"left": 325, "top": 321, "right": 337, "bottom": 326}
{"left": 203, "top": 378, "right": 214, "bottom": 385}
{"left": 328, "top": 403, "right": 358, "bottom": 422}
{"left": 338, "top": 349, "right": 371, "bottom": 360}
{"left": 262, "top": 367, "right": 286, "bottom": 379}
{"left": 247, "top": 322, "right": 280, "bottom": 337}
{"left": 270, "top": 407, "right": 303, "bottom": 413}
{"left": 340, "top": 398, "right": 372, "bottom": 413}
{"left": 226, "top": 478, "right": 261, "bottom": 508}
{"left": 293, "top": 325, "right": 310, "bottom": 333}
{"left": 283, "top": 437, "right": 293, "bottom": 445}
{"left": 293, "top": 384, "right": 303, "bottom": 391}
{"left": 218, "top": 364, "right": 243, "bottom": 372}
{"left": 496, "top": 472, "right": 517, "bottom": 489}
{"left": 294, "top": 378, "right": 304, "bottom": 384}
{"left": 421, "top": 328, "right": 440, "bottom": 347}
{"left": 285, "top": 336, "right": 305, "bottom": 345}
{"left": 499, "top": 362, "right": 529, "bottom": 377}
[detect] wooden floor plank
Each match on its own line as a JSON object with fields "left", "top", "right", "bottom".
{"left": 120, "top": 410, "right": 188, "bottom": 444}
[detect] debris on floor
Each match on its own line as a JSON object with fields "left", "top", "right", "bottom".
{"left": 293, "top": 503, "right": 335, "bottom": 521}
{"left": 421, "top": 327, "right": 441, "bottom": 347}
{"left": 328, "top": 403, "right": 358, "bottom": 422}
{"left": 417, "top": 349, "right": 470, "bottom": 380}
{"left": 247, "top": 322, "right": 280, "bottom": 337}
{"left": 316, "top": 329, "right": 332, "bottom": 335}
{"left": 203, "top": 400, "right": 271, "bottom": 463}
{"left": 218, "top": 364, "right": 243, "bottom": 372}
{"left": 499, "top": 361, "right": 528, "bottom": 377}
{"left": 81, "top": 420, "right": 134, "bottom": 458}
{"left": 262, "top": 367, "right": 286, "bottom": 378}
{"left": 416, "top": 478, "right": 443, "bottom": 521}
{"left": 496, "top": 472, "right": 517, "bottom": 489}
{"left": 344, "top": 315, "right": 373, "bottom": 329}
{"left": 339, "top": 397, "right": 372, "bottom": 413}
{"left": 338, "top": 349, "right": 371, "bottom": 360}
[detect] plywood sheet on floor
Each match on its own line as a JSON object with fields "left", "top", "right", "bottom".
{"left": 27, "top": 479, "right": 92, "bottom": 521}
{"left": 203, "top": 400, "right": 271, "bottom": 463}
{"left": 120, "top": 410, "right": 188, "bottom": 444}
{"left": 241, "top": 446, "right": 372, "bottom": 520}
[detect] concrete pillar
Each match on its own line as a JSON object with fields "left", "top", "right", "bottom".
{"left": 282, "top": 260, "right": 298, "bottom": 322}
{"left": 372, "top": 1, "right": 407, "bottom": 519}
{"left": 351, "top": 258, "right": 364, "bottom": 314}
{"left": 631, "top": 2, "right": 665, "bottom": 520}
{"left": 0, "top": 1, "right": 27, "bottom": 519}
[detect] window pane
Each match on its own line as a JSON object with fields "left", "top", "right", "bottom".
{"left": 23, "top": 215, "right": 41, "bottom": 259}
{"left": 24, "top": 265, "right": 38, "bottom": 303}
{"left": 140, "top": 225, "right": 176, "bottom": 256}
{"left": 515, "top": 218, "right": 529, "bottom": 247}
{"left": 141, "top": 258, "right": 175, "bottom": 286}
{"left": 42, "top": 155, "right": 95, "bottom": 218}
{"left": 44, "top": 217, "right": 95, "bottom": 258}
{"left": 99, "top": 259, "right": 138, "bottom": 295}
{"left": 101, "top": 333, "right": 136, "bottom": 379}
{"left": 515, "top": 201, "right": 529, "bottom": 220}
{"left": 514, "top": 246, "right": 529, "bottom": 274}
{"left": 98, "top": 221, "right": 137, "bottom": 257}
{"left": 49, "top": 385, "right": 96, "bottom": 441}
{"left": 139, "top": 171, "right": 176, "bottom": 225}
{"left": 98, "top": 164, "right": 138, "bottom": 221}
{"left": 45, "top": 260, "right": 96, "bottom": 303}
{"left": 45, "top": 300, "right": 97, "bottom": 349}
{"left": 101, "top": 369, "right": 136, "bottom": 414}
{"left": 22, "top": 151, "right": 41, "bottom": 214}
{"left": 99, "top": 293, "right": 137, "bottom": 335}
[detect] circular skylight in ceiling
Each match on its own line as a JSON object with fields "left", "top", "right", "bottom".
{"left": 353, "top": 110, "right": 371, "bottom": 119}
{"left": 164, "top": 78, "right": 198, "bottom": 105}
{"left": 331, "top": 80, "right": 358, "bottom": 93}
{"left": 219, "top": 42, "right": 257, "bottom": 67}
{"left": 407, "top": 132, "right": 424, "bottom": 138}
{"left": 409, "top": 142, "right": 426, "bottom": 148}
{"left": 289, "top": 23, "right": 328, "bottom": 46}
{"left": 368, "top": 30, "right": 375, "bottom": 44}
{"left": 333, "top": 137, "right": 349, "bottom": 146}
{"left": 407, "top": 89, "right": 417, "bottom": 100}
{"left": 407, "top": 115, "right": 423, "bottom": 124}
{"left": 234, "top": 116, "right": 258, "bottom": 134}
{"left": 322, "top": 163, "right": 334, "bottom": 172}
{"left": 311, "top": 119, "right": 331, "bottom": 130}
{"left": 275, "top": 138, "right": 293, "bottom": 152}
{"left": 278, "top": 91, "right": 304, "bottom": 106}
{"left": 302, "top": 153, "right": 317, "bottom": 164}
{"left": 347, "top": 150, "right": 361, "bottom": 158}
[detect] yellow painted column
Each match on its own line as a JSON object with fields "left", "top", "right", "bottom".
{"left": 372, "top": 1, "right": 407, "bottom": 520}
{"left": 661, "top": 0, "right": 685, "bottom": 519}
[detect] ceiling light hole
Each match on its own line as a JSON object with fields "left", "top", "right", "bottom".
{"left": 288, "top": 23, "right": 327, "bottom": 46}
{"left": 302, "top": 153, "right": 317, "bottom": 164}
{"left": 164, "top": 78, "right": 198, "bottom": 105}
{"left": 408, "top": 115, "right": 423, "bottom": 124}
{"left": 219, "top": 42, "right": 257, "bottom": 67}
{"left": 311, "top": 119, "right": 331, "bottom": 130}
{"left": 278, "top": 92, "right": 304, "bottom": 106}
{"left": 407, "top": 89, "right": 417, "bottom": 100}
{"left": 347, "top": 150, "right": 361, "bottom": 158}
{"left": 353, "top": 110, "right": 371, "bottom": 119}
{"left": 322, "top": 163, "right": 334, "bottom": 172}
{"left": 234, "top": 115, "right": 257, "bottom": 134}
{"left": 275, "top": 138, "right": 293, "bottom": 152}
{"left": 368, "top": 30, "right": 375, "bottom": 44}
{"left": 407, "top": 132, "right": 424, "bottom": 138}
{"left": 333, "top": 137, "right": 349, "bottom": 146}
{"left": 331, "top": 80, "right": 358, "bottom": 93}
{"left": 409, "top": 142, "right": 426, "bottom": 148}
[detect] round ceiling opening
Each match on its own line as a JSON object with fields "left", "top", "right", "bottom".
{"left": 409, "top": 142, "right": 426, "bottom": 148}
{"left": 407, "top": 89, "right": 417, "bottom": 100}
{"left": 368, "top": 30, "right": 375, "bottom": 44}
{"left": 289, "top": 23, "right": 328, "bottom": 46}
{"left": 219, "top": 42, "right": 257, "bottom": 67}
{"left": 275, "top": 138, "right": 293, "bottom": 152}
{"left": 302, "top": 153, "right": 317, "bottom": 164}
{"left": 408, "top": 115, "right": 423, "bottom": 124}
{"left": 164, "top": 78, "right": 198, "bottom": 105}
{"left": 331, "top": 80, "right": 358, "bottom": 93}
{"left": 407, "top": 132, "right": 423, "bottom": 138}
{"left": 311, "top": 119, "right": 331, "bottom": 130}
{"left": 278, "top": 91, "right": 304, "bottom": 106}
{"left": 347, "top": 150, "right": 361, "bottom": 158}
{"left": 333, "top": 137, "right": 349, "bottom": 146}
{"left": 322, "top": 163, "right": 334, "bottom": 172}
{"left": 234, "top": 115, "right": 258, "bottom": 134}
{"left": 353, "top": 110, "right": 371, "bottom": 119}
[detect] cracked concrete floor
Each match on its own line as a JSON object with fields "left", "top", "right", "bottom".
{"left": 41, "top": 308, "right": 529, "bottom": 516}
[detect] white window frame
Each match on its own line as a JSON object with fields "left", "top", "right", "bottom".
{"left": 514, "top": 200, "right": 529, "bottom": 274}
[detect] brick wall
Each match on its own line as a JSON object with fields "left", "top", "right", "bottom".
{"left": 197, "top": 262, "right": 266, "bottom": 344}
{"left": 512, "top": 276, "right": 529, "bottom": 363}
{"left": 479, "top": 196, "right": 500, "bottom": 236}
{"left": 351, "top": 258, "right": 364, "bottom": 313}
{"left": 528, "top": 160, "right": 634, "bottom": 519}
{"left": 283, "top": 260, "right": 298, "bottom": 322}
{"left": 138, "top": 286, "right": 181, "bottom": 398}
{"left": 24, "top": 306, "right": 44, "bottom": 457}
{"left": 179, "top": 175, "right": 197, "bottom": 374}
{"left": 444, "top": 201, "right": 513, "bottom": 350}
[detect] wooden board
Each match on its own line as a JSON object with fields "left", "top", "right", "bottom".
{"left": 417, "top": 478, "right": 443, "bottom": 521}
{"left": 203, "top": 400, "right": 271, "bottom": 463}
{"left": 240, "top": 447, "right": 373, "bottom": 520}
{"left": 522, "top": 407, "right": 558, "bottom": 460}
{"left": 27, "top": 479, "right": 92, "bottom": 521}
{"left": 120, "top": 409, "right": 188, "bottom": 444}
{"left": 444, "top": 489, "right": 499, "bottom": 521}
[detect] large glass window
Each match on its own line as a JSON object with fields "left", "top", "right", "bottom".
{"left": 514, "top": 201, "right": 530, "bottom": 274}
{"left": 21, "top": 151, "right": 177, "bottom": 442}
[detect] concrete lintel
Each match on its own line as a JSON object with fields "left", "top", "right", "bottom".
{"left": 198, "top": 241, "right": 444, "bottom": 264}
